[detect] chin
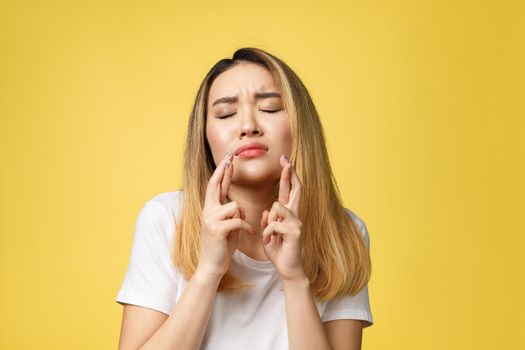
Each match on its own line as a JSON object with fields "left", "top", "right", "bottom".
{"left": 232, "top": 166, "right": 280, "bottom": 185}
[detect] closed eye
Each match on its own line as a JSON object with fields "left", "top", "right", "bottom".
{"left": 217, "top": 113, "right": 235, "bottom": 119}
{"left": 217, "top": 109, "right": 283, "bottom": 119}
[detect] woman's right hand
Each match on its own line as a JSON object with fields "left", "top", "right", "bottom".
{"left": 195, "top": 151, "right": 256, "bottom": 281}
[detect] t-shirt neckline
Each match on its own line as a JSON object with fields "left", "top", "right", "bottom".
{"left": 234, "top": 249, "right": 275, "bottom": 270}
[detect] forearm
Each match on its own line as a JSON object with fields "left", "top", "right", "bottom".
{"left": 282, "top": 276, "right": 333, "bottom": 350}
{"left": 140, "top": 270, "right": 221, "bottom": 350}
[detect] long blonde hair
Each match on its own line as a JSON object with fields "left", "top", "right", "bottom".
{"left": 172, "top": 47, "right": 371, "bottom": 301}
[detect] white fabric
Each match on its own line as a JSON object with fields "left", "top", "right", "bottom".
{"left": 116, "top": 190, "right": 374, "bottom": 349}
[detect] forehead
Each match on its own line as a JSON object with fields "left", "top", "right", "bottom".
{"left": 208, "top": 63, "right": 278, "bottom": 103}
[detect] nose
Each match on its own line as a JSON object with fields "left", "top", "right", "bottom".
{"left": 238, "top": 106, "right": 261, "bottom": 137}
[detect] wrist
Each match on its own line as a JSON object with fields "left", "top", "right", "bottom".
{"left": 193, "top": 266, "right": 224, "bottom": 286}
{"left": 281, "top": 273, "right": 310, "bottom": 289}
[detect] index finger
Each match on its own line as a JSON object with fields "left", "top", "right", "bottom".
{"left": 278, "top": 154, "right": 292, "bottom": 204}
{"left": 205, "top": 152, "right": 233, "bottom": 207}
{"left": 287, "top": 164, "right": 302, "bottom": 215}
{"left": 220, "top": 154, "right": 233, "bottom": 205}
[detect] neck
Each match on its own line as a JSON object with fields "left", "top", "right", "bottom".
{"left": 226, "top": 183, "right": 279, "bottom": 259}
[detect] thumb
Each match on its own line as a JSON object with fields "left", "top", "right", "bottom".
{"left": 260, "top": 210, "right": 269, "bottom": 230}
{"left": 227, "top": 206, "right": 242, "bottom": 254}
{"left": 227, "top": 230, "right": 239, "bottom": 255}
{"left": 240, "top": 207, "right": 246, "bottom": 221}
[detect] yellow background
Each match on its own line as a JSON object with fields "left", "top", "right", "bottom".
{"left": 1, "top": 0, "right": 523, "bottom": 349}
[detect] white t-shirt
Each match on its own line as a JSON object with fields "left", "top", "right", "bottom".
{"left": 116, "top": 190, "right": 374, "bottom": 349}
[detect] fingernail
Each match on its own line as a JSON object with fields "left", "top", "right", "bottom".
{"left": 225, "top": 151, "right": 232, "bottom": 158}
{"left": 281, "top": 154, "right": 288, "bottom": 162}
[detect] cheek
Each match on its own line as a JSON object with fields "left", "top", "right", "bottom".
{"left": 206, "top": 126, "right": 222, "bottom": 161}
{"left": 277, "top": 122, "right": 293, "bottom": 152}
{"left": 206, "top": 124, "right": 233, "bottom": 159}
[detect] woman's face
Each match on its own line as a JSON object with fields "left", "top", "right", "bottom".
{"left": 206, "top": 62, "right": 292, "bottom": 185}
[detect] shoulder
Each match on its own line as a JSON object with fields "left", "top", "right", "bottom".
{"left": 148, "top": 190, "right": 184, "bottom": 219}
{"left": 342, "top": 207, "right": 370, "bottom": 250}
{"left": 137, "top": 190, "right": 184, "bottom": 243}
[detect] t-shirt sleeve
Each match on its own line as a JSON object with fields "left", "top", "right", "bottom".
{"left": 115, "top": 200, "right": 179, "bottom": 315}
{"left": 321, "top": 210, "right": 374, "bottom": 328}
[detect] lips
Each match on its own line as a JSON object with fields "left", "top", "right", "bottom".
{"left": 235, "top": 142, "right": 269, "bottom": 156}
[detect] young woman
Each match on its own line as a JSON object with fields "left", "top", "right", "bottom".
{"left": 116, "top": 47, "right": 373, "bottom": 350}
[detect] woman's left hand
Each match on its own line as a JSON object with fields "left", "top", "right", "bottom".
{"left": 260, "top": 155, "right": 305, "bottom": 281}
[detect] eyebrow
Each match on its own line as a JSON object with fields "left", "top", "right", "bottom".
{"left": 211, "top": 91, "right": 281, "bottom": 107}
